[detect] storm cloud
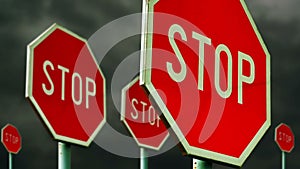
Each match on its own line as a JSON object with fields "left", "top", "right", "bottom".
{"left": 0, "top": 0, "right": 299, "bottom": 169}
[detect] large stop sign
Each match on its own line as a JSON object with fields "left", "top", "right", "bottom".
{"left": 26, "top": 24, "right": 106, "bottom": 146}
{"left": 140, "top": 0, "right": 271, "bottom": 166}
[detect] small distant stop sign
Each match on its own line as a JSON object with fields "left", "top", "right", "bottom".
{"left": 275, "top": 123, "right": 295, "bottom": 153}
{"left": 121, "top": 77, "right": 169, "bottom": 150}
{"left": 1, "top": 124, "right": 22, "bottom": 154}
{"left": 26, "top": 24, "right": 106, "bottom": 146}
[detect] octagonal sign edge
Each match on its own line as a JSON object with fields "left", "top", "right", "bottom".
{"left": 140, "top": 0, "right": 271, "bottom": 166}
{"left": 26, "top": 23, "right": 106, "bottom": 147}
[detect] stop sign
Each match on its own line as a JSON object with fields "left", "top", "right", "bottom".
{"left": 140, "top": 0, "right": 271, "bottom": 166}
{"left": 275, "top": 123, "right": 295, "bottom": 153}
{"left": 26, "top": 24, "right": 106, "bottom": 146}
{"left": 1, "top": 124, "right": 22, "bottom": 154}
{"left": 121, "top": 77, "right": 169, "bottom": 150}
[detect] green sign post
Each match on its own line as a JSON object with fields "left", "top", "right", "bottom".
{"left": 193, "top": 159, "right": 212, "bottom": 169}
{"left": 59, "top": 142, "right": 71, "bottom": 169}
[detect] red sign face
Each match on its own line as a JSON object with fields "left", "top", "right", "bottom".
{"left": 26, "top": 24, "right": 106, "bottom": 146}
{"left": 1, "top": 124, "right": 22, "bottom": 154}
{"left": 121, "top": 77, "right": 169, "bottom": 150}
{"left": 140, "top": 0, "right": 271, "bottom": 166}
{"left": 275, "top": 123, "right": 295, "bottom": 153}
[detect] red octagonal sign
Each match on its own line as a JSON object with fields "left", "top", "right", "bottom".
{"left": 1, "top": 124, "right": 22, "bottom": 154}
{"left": 140, "top": 0, "right": 271, "bottom": 166}
{"left": 26, "top": 24, "right": 106, "bottom": 146}
{"left": 121, "top": 77, "right": 169, "bottom": 150}
{"left": 275, "top": 123, "right": 295, "bottom": 153}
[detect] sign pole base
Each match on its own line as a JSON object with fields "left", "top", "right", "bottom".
{"left": 140, "top": 148, "right": 148, "bottom": 169}
{"left": 58, "top": 142, "right": 71, "bottom": 169}
{"left": 193, "top": 158, "right": 212, "bottom": 169}
{"left": 9, "top": 153, "right": 12, "bottom": 169}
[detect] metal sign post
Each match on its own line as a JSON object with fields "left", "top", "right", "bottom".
{"left": 140, "top": 148, "right": 148, "bottom": 169}
{"left": 281, "top": 151, "right": 285, "bottom": 169}
{"left": 9, "top": 153, "right": 12, "bottom": 169}
{"left": 193, "top": 159, "right": 212, "bottom": 169}
{"left": 58, "top": 142, "right": 71, "bottom": 169}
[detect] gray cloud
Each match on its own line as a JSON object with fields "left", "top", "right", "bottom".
{"left": 0, "top": 0, "right": 299, "bottom": 169}
{"left": 248, "top": 0, "right": 300, "bottom": 22}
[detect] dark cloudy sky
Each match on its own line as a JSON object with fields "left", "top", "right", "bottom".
{"left": 0, "top": 0, "right": 299, "bottom": 169}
